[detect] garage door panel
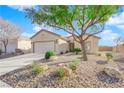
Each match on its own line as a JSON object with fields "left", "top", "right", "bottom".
{"left": 34, "top": 42, "right": 55, "bottom": 54}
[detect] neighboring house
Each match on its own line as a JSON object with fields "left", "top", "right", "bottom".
{"left": 113, "top": 44, "right": 124, "bottom": 54}
{"left": 31, "top": 29, "right": 100, "bottom": 54}
{"left": 0, "top": 37, "right": 31, "bottom": 53}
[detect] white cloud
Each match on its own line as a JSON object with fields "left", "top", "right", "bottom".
{"left": 106, "top": 12, "right": 124, "bottom": 31}
{"left": 21, "top": 32, "right": 34, "bottom": 38}
{"left": 21, "top": 24, "right": 55, "bottom": 38}
{"left": 33, "top": 25, "right": 42, "bottom": 32}
{"left": 106, "top": 13, "right": 124, "bottom": 25}
{"left": 100, "top": 30, "right": 120, "bottom": 42}
{"left": 7, "top": 5, "right": 34, "bottom": 12}
{"left": 33, "top": 24, "right": 54, "bottom": 32}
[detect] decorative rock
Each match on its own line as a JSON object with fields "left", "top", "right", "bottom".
{"left": 108, "top": 59, "right": 113, "bottom": 62}
{"left": 41, "top": 65, "right": 49, "bottom": 71}
{"left": 49, "top": 56, "right": 58, "bottom": 61}
{"left": 104, "top": 66, "right": 123, "bottom": 79}
{"left": 58, "top": 63, "right": 64, "bottom": 66}
{"left": 63, "top": 66, "right": 72, "bottom": 76}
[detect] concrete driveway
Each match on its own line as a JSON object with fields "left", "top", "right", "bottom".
{"left": 0, "top": 53, "right": 44, "bottom": 76}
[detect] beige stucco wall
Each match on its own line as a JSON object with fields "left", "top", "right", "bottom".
{"left": 0, "top": 38, "right": 31, "bottom": 53}
{"left": 31, "top": 31, "right": 59, "bottom": 42}
{"left": 68, "top": 35, "right": 99, "bottom": 54}
{"left": 113, "top": 45, "right": 124, "bottom": 54}
{"left": 57, "top": 39, "right": 69, "bottom": 54}
{"left": 18, "top": 40, "right": 31, "bottom": 50}
{"left": 31, "top": 31, "right": 59, "bottom": 53}
{"left": 90, "top": 36, "right": 99, "bottom": 54}
{"left": 0, "top": 39, "right": 17, "bottom": 53}
{"left": 31, "top": 31, "right": 69, "bottom": 54}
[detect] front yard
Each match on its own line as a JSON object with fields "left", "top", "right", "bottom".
{"left": 0, "top": 53, "right": 124, "bottom": 88}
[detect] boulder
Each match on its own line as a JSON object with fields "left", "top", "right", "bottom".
{"left": 108, "top": 59, "right": 113, "bottom": 62}
{"left": 49, "top": 56, "right": 58, "bottom": 61}
{"left": 63, "top": 66, "right": 72, "bottom": 76}
{"left": 104, "top": 66, "right": 123, "bottom": 79}
{"left": 57, "top": 63, "right": 64, "bottom": 66}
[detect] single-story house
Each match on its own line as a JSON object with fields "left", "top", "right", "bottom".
{"left": 31, "top": 29, "right": 69, "bottom": 54}
{"left": 0, "top": 37, "right": 31, "bottom": 53}
{"left": 31, "top": 29, "right": 100, "bottom": 54}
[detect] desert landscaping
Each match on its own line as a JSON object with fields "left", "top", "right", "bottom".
{"left": 0, "top": 5, "right": 124, "bottom": 88}
{"left": 0, "top": 52, "right": 124, "bottom": 88}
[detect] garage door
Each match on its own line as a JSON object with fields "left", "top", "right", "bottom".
{"left": 34, "top": 41, "right": 55, "bottom": 54}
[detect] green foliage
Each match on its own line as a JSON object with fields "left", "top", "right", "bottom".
{"left": 0, "top": 49, "right": 2, "bottom": 55}
{"left": 56, "top": 67, "right": 66, "bottom": 79}
{"left": 32, "top": 62, "right": 44, "bottom": 75}
{"left": 25, "top": 6, "right": 120, "bottom": 35}
{"left": 106, "top": 53, "right": 113, "bottom": 61}
{"left": 73, "top": 48, "right": 81, "bottom": 55}
{"left": 69, "top": 59, "right": 80, "bottom": 71}
{"left": 45, "top": 51, "right": 56, "bottom": 59}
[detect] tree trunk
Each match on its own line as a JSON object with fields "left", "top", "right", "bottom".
{"left": 4, "top": 45, "right": 7, "bottom": 54}
{"left": 2, "top": 40, "right": 8, "bottom": 54}
{"left": 3, "top": 43, "right": 7, "bottom": 54}
{"left": 80, "top": 41, "right": 88, "bottom": 61}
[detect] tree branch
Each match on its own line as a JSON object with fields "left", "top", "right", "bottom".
{"left": 72, "top": 33, "right": 80, "bottom": 43}
{"left": 84, "top": 26, "right": 104, "bottom": 41}
{"left": 48, "top": 24, "right": 72, "bottom": 34}
{"left": 85, "top": 11, "right": 109, "bottom": 32}
{"left": 69, "top": 22, "right": 80, "bottom": 36}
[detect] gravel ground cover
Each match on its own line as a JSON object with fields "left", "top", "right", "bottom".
{"left": 0, "top": 53, "right": 124, "bottom": 88}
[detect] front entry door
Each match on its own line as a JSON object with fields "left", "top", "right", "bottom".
{"left": 69, "top": 43, "right": 74, "bottom": 51}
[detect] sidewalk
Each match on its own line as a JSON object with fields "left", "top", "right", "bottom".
{"left": 0, "top": 80, "right": 11, "bottom": 88}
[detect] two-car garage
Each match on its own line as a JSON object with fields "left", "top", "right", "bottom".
{"left": 33, "top": 41, "right": 55, "bottom": 54}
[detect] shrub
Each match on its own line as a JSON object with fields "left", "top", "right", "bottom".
{"left": 69, "top": 59, "right": 80, "bottom": 71}
{"left": 73, "top": 48, "right": 81, "bottom": 55}
{"left": 32, "top": 62, "right": 44, "bottom": 75}
{"left": 45, "top": 51, "right": 56, "bottom": 59}
{"left": 56, "top": 67, "right": 67, "bottom": 79}
{"left": 0, "top": 49, "right": 2, "bottom": 55}
{"left": 65, "top": 50, "right": 69, "bottom": 53}
{"left": 106, "top": 53, "right": 113, "bottom": 61}
{"left": 60, "top": 51, "right": 64, "bottom": 55}
{"left": 97, "top": 53, "right": 101, "bottom": 56}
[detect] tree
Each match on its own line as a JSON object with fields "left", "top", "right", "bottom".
{"left": 25, "top": 5, "right": 120, "bottom": 61}
{"left": 0, "top": 18, "right": 21, "bottom": 54}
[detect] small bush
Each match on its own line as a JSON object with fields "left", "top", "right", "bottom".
{"left": 97, "top": 53, "right": 101, "bottom": 56}
{"left": 32, "top": 62, "right": 44, "bottom": 75}
{"left": 45, "top": 51, "right": 56, "bottom": 59}
{"left": 60, "top": 51, "right": 64, "bottom": 55}
{"left": 56, "top": 67, "right": 66, "bottom": 79}
{"left": 0, "top": 49, "right": 2, "bottom": 55}
{"left": 69, "top": 59, "right": 80, "bottom": 71}
{"left": 73, "top": 48, "right": 81, "bottom": 55}
{"left": 106, "top": 53, "right": 113, "bottom": 61}
{"left": 65, "top": 50, "right": 69, "bottom": 53}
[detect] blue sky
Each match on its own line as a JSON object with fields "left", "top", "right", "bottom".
{"left": 0, "top": 5, "right": 124, "bottom": 46}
